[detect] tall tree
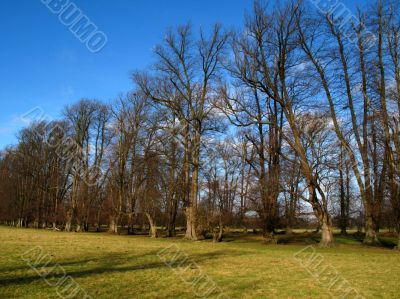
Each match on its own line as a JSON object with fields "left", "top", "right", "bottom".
{"left": 135, "top": 24, "right": 228, "bottom": 240}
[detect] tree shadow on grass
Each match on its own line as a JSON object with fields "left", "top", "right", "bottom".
{"left": 0, "top": 249, "right": 241, "bottom": 288}
{"left": 277, "top": 233, "right": 320, "bottom": 245}
{"left": 336, "top": 233, "right": 398, "bottom": 249}
{"left": 277, "top": 232, "right": 398, "bottom": 249}
{"left": 0, "top": 257, "right": 107, "bottom": 274}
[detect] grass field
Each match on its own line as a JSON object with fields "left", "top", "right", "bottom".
{"left": 0, "top": 226, "right": 399, "bottom": 299}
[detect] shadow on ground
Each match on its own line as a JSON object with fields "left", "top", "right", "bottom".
{"left": 0, "top": 249, "right": 244, "bottom": 288}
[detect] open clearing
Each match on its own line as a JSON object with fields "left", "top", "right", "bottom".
{"left": 0, "top": 226, "right": 399, "bottom": 298}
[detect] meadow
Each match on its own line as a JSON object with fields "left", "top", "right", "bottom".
{"left": 0, "top": 226, "right": 399, "bottom": 298}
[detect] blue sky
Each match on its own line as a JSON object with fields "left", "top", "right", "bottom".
{"left": 0, "top": 0, "right": 366, "bottom": 148}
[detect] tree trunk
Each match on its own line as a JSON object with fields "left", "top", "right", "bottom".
{"left": 65, "top": 217, "right": 72, "bottom": 232}
{"left": 166, "top": 130, "right": 178, "bottom": 238}
{"left": 95, "top": 209, "right": 101, "bottom": 232}
{"left": 166, "top": 190, "right": 178, "bottom": 237}
{"left": 213, "top": 226, "right": 223, "bottom": 243}
{"left": 364, "top": 214, "right": 380, "bottom": 245}
{"left": 16, "top": 218, "right": 23, "bottom": 228}
{"left": 127, "top": 213, "right": 135, "bottom": 235}
{"left": 166, "top": 194, "right": 178, "bottom": 237}
{"left": 319, "top": 214, "right": 334, "bottom": 247}
{"left": 286, "top": 191, "right": 297, "bottom": 235}
{"left": 185, "top": 205, "right": 198, "bottom": 240}
{"left": 213, "top": 216, "right": 224, "bottom": 243}
{"left": 185, "top": 131, "right": 200, "bottom": 240}
{"left": 145, "top": 213, "right": 158, "bottom": 238}
{"left": 263, "top": 231, "right": 276, "bottom": 244}
{"left": 109, "top": 217, "right": 119, "bottom": 234}
{"left": 263, "top": 215, "right": 277, "bottom": 244}
{"left": 166, "top": 226, "right": 176, "bottom": 237}
{"left": 339, "top": 151, "right": 348, "bottom": 235}
{"left": 308, "top": 183, "right": 334, "bottom": 247}
{"left": 76, "top": 221, "right": 82, "bottom": 232}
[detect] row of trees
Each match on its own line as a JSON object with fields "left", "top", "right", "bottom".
{"left": 0, "top": 0, "right": 399, "bottom": 247}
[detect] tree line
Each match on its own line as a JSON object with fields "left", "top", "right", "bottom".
{"left": 1, "top": 0, "right": 399, "bottom": 248}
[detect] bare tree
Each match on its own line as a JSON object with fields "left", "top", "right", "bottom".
{"left": 108, "top": 93, "right": 148, "bottom": 234}
{"left": 135, "top": 24, "right": 228, "bottom": 240}
{"left": 225, "top": 1, "right": 335, "bottom": 246}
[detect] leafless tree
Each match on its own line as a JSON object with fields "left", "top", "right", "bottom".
{"left": 134, "top": 24, "right": 228, "bottom": 240}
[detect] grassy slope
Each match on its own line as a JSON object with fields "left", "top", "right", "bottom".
{"left": 0, "top": 226, "right": 399, "bottom": 299}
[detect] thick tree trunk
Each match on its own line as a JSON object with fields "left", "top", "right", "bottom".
{"left": 166, "top": 131, "right": 178, "bottom": 238}
{"left": 213, "top": 226, "right": 223, "bottom": 243}
{"left": 364, "top": 214, "right": 380, "bottom": 245}
{"left": 185, "top": 132, "right": 200, "bottom": 240}
{"left": 213, "top": 216, "right": 224, "bottom": 243}
{"left": 109, "top": 190, "right": 123, "bottom": 234}
{"left": 76, "top": 221, "right": 82, "bottom": 232}
{"left": 320, "top": 214, "right": 334, "bottom": 247}
{"left": 309, "top": 184, "right": 334, "bottom": 247}
{"left": 181, "top": 123, "right": 198, "bottom": 240}
{"left": 145, "top": 213, "right": 158, "bottom": 238}
{"left": 108, "top": 217, "right": 119, "bottom": 234}
{"left": 166, "top": 195, "right": 178, "bottom": 237}
{"left": 185, "top": 205, "right": 198, "bottom": 240}
{"left": 16, "top": 218, "right": 23, "bottom": 228}
{"left": 263, "top": 216, "right": 277, "bottom": 244}
{"left": 311, "top": 187, "right": 334, "bottom": 247}
{"left": 166, "top": 191, "right": 178, "bottom": 237}
{"left": 166, "top": 226, "right": 176, "bottom": 237}
{"left": 263, "top": 231, "right": 276, "bottom": 244}
{"left": 65, "top": 218, "right": 72, "bottom": 232}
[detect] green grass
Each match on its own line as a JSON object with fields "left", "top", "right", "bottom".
{"left": 0, "top": 226, "right": 399, "bottom": 298}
